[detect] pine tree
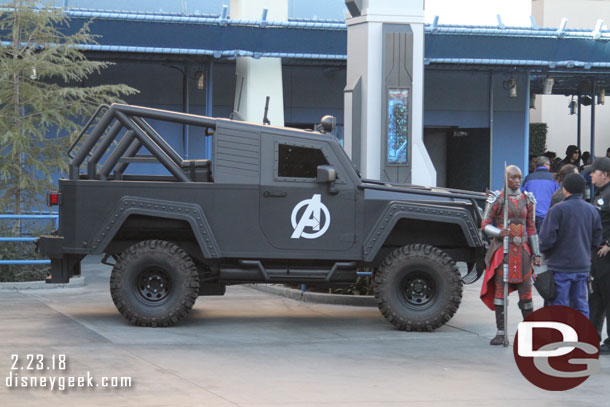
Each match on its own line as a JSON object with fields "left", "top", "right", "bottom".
{"left": 0, "top": 0, "right": 138, "bottom": 215}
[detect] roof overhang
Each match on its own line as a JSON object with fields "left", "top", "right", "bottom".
{"left": 425, "top": 25, "right": 610, "bottom": 94}
{"left": 5, "top": 8, "right": 610, "bottom": 92}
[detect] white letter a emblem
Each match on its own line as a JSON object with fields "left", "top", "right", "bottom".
{"left": 291, "top": 194, "right": 331, "bottom": 239}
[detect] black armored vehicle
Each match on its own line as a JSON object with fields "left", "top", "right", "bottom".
{"left": 38, "top": 104, "right": 488, "bottom": 330}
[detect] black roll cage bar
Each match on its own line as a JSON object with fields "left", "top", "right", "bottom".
{"left": 69, "top": 104, "right": 217, "bottom": 181}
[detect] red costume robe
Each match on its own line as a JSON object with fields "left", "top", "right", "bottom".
{"left": 480, "top": 190, "right": 537, "bottom": 310}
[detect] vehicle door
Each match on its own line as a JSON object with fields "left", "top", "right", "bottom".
{"left": 259, "top": 135, "right": 357, "bottom": 255}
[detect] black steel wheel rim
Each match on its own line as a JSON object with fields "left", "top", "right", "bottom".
{"left": 398, "top": 270, "right": 437, "bottom": 309}
{"left": 135, "top": 267, "right": 171, "bottom": 305}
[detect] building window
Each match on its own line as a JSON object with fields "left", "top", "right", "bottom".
{"left": 387, "top": 88, "right": 409, "bottom": 164}
{"left": 278, "top": 144, "right": 328, "bottom": 178}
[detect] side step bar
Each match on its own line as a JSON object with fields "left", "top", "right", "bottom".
{"left": 219, "top": 260, "right": 357, "bottom": 283}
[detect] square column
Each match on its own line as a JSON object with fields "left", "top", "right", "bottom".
{"left": 344, "top": 0, "right": 434, "bottom": 185}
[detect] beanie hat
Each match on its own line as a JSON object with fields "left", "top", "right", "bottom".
{"left": 562, "top": 173, "right": 586, "bottom": 195}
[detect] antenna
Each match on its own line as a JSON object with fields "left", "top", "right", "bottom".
{"left": 230, "top": 76, "right": 245, "bottom": 120}
{"left": 263, "top": 96, "right": 271, "bottom": 125}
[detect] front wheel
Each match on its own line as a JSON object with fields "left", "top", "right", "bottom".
{"left": 374, "top": 244, "right": 462, "bottom": 331}
{"left": 110, "top": 240, "right": 200, "bottom": 327}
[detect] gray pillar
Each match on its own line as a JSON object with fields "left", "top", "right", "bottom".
{"left": 344, "top": 0, "right": 433, "bottom": 185}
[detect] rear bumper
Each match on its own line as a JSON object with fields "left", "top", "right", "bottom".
{"left": 37, "top": 235, "right": 64, "bottom": 258}
{"left": 37, "top": 235, "right": 83, "bottom": 284}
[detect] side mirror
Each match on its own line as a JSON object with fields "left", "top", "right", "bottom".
{"left": 317, "top": 165, "right": 336, "bottom": 183}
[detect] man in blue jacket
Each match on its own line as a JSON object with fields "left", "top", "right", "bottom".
{"left": 523, "top": 156, "right": 559, "bottom": 232}
{"left": 539, "top": 173, "right": 602, "bottom": 318}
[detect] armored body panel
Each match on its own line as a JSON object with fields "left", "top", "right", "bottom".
{"left": 39, "top": 104, "right": 487, "bottom": 330}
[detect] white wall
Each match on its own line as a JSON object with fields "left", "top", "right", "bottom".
{"left": 531, "top": 95, "right": 610, "bottom": 158}
{"left": 531, "top": 0, "right": 610, "bottom": 158}
{"left": 532, "top": 0, "right": 610, "bottom": 27}
{"left": 425, "top": 0, "right": 531, "bottom": 26}
{"left": 231, "top": 0, "right": 287, "bottom": 126}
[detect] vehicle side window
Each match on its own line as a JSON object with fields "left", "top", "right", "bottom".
{"left": 277, "top": 144, "right": 329, "bottom": 179}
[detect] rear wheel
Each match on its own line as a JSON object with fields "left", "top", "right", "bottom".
{"left": 110, "top": 240, "right": 199, "bottom": 327}
{"left": 374, "top": 244, "right": 462, "bottom": 331}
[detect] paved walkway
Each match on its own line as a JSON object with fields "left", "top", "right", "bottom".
{"left": 0, "top": 259, "right": 608, "bottom": 406}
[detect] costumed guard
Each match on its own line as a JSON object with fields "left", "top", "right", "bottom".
{"left": 480, "top": 165, "right": 542, "bottom": 345}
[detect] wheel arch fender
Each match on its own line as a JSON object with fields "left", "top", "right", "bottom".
{"left": 89, "top": 196, "right": 220, "bottom": 259}
{"left": 363, "top": 201, "right": 483, "bottom": 263}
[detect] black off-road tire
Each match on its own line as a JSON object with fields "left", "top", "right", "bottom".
{"left": 374, "top": 244, "right": 462, "bottom": 331}
{"left": 110, "top": 240, "right": 199, "bottom": 327}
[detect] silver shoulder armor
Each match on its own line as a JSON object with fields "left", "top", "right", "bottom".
{"left": 525, "top": 191, "right": 537, "bottom": 205}
{"left": 483, "top": 190, "right": 501, "bottom": 220}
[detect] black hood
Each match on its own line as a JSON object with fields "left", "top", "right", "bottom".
{"left": 565, "top": 145, "right": 580, "bottom": 158}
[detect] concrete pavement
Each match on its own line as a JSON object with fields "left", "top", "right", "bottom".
{"left": 0, "top": 258, "right": 608, "bottom": 406}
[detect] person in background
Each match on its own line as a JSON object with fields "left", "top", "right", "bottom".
{"left": 581, "top": 160, "right": 594, "bottom": 202}
{"left": 606, "top": 147, "right": 610, "bottom": 159}
{"left": 580, "top": 151, "right": 591, "bottom": 171}
{"left": 522, "top": 156, "right": 559, "bottom": 232}
{"left": 543, "top": 151, "right": 557, "bottom": 161}
{"left": 539, "top": 173, "right": 602, "bottom": 319}
{"left": 580, "top": 152, "right": 593, "bottom": 201}
{"left": 585, "top": 157, "right": 610, "bottom": 354}
{"left": 559, "top": 145, "right": 581, "bottom": 171}
{"left": 551, "top": 164, "right": 579, "bottom": 207}
{"left": 543, "top": 151, "right": 558, "bottom": 172}
{"left": 528, "top": 154, "right": 537, "bottom": 174}
{"left": 552, "top": 157, "right": 564, "bottom": 173}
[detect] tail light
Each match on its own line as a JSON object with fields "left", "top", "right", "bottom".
{"left": 47, "top": 192, "right": 61, "bottom": 207}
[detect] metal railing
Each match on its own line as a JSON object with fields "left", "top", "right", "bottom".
{"left": 0, "top": 213, "right": 58, "bottom": 265}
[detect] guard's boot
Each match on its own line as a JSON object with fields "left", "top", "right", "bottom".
{"left": 490, "top": 305, "right": 506, "bottom": 346}
{"left": 519, "top": 300, "right": 534, "bottom": 320}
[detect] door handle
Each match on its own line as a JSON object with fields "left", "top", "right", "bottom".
{"left": 263, "top": 191, "right": 287, "bottom": 198}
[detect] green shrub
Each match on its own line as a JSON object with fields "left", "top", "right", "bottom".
{"left": 529, "top": 123, "right": 548, "bottom": 156}
{"left": 0, "top": 268, "right": 48, "bottom": 282}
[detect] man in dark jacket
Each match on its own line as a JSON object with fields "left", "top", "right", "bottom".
{"left": 522, "top": 156, "right": 559, "bottom": 232}
{"left": 539, "top": 173, "right": 602, "bottom": 319}
{"left": 586, "top": 157, "right": 610, "bottom": 354}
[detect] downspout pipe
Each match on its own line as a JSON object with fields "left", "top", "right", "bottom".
{"left": 524, "top": 72, "right": 531, "bottom": 172}
{"left": 205, "top": 61, "right": 214, "bottom": 160}
{"left": 590, "top": 83, "right": 597, "bottom": 200}
{"left": 577, "top": 92, "right": 582, "bottom": 149}
{"left": 183, "top": 64, "right": 190, "bottom": 159}
{"left": 489, "top": 71, "right": 494, "bottom": 189}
